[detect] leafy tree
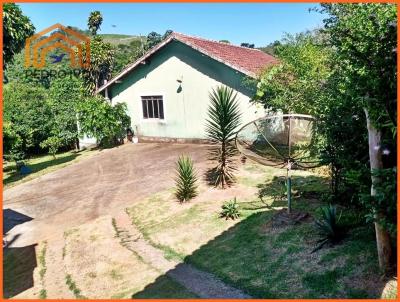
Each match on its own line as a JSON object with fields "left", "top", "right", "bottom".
{"left": 77, "top": 96, "right": 131, "bottom": 147}
{"left": 48, "top": 77, "right": 84, "bottom": 149}
{"left": 3, "top": 121, "right": 24, "bottom": 162}
{"left": 219, "top": 40, "right": 230, "bottom": 44}
{"left": 80, "top": 11, "right": 115, "bottom": 93}
{"left": 319, "top": 3, "right": 397, "bottom": 274}
{"left": 80, "top": 34, "right": 114, "bottom": 94}
{"left": 3, "top": 3, "right": 35, "bottom": 69}
{"left": 112, "top": 39, "right": 144, "bottom": 75}
{"left": 240, "top": 42, "right": 255, "bottom": 48}
{"left": 258, "top": 40, "right": 281, "bottom": 55}
{"left": 254, "top": 31, "right": 369, "bottom": 200}
{"left": 39, "top": 136, "right": 63, "bottom": 159}
{"left": 145, "top": 29, "right": 173, "bottom": 50}
{"left": 163, "top": 29, "right": 173, "bottom": 39}
{"left": 255, "top": 4, "right": 396, "bottom": 274}
{"left": 175, "top": 155, "right": 198, "bottom": 202}
{"left": 205, "top": 86, "right": 241, "bottom": 188}
{"left": 88, "top": 11, "right": 103, "bottom": 36}
{"left": 3, "top": 82, "right": 53, "bottom": 158}
{"left": 146, "top": 31, "right": 162, "bottom": 49}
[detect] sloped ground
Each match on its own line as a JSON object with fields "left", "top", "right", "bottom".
{"left": 4, "top": 143, "right": 397, "bottom": 299}
{"left": 3, "top": 143, "right": 211, "bottom": 247}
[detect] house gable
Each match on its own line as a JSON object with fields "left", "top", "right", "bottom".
{"left": 108, "top": 40, "right": 265, "bottom": 140}
{"left": 110, "top": 40, "right": 255, "bottom": 100}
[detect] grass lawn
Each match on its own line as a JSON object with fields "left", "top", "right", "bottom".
{"left": 132, "top": 275, "right": 197, "bottom": 298}
{"left": 3, "top": 149, "right": 99, "bottom": 189}
{"left": 127, "top": 161, "right": 396, "bottom": 299}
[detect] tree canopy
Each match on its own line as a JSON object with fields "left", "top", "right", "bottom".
{"left": 3, "top": 3, "right": 35, "bottom": 69}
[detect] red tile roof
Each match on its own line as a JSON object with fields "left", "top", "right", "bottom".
{"left": 97, "top": 32, "right": 277, "bottom": 93}
{"left": 172, "top": 32, "right": 277, "bottom": 76}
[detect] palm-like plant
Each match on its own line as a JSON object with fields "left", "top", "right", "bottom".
{"left": 205, "top": 86, "right": 241, "bottom": 188}
{"left": 88, "top": 11, "right": 103, "bottom": 36}
{"left": 175, "top": 155, "right": 198, "bottom": 202}
{"left": 312, "top": 204, "right": 344, "bottom": 253}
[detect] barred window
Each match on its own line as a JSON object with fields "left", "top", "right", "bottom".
{"left": 141, "top": 96, "right": 164, "bottom": 119}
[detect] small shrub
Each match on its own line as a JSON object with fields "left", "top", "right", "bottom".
{"left": 312, "top": 204, "right": 344, "bottom": 253}
{"left": 220, "top": 198, "right": 241, "bottom": 220}
{"left": 39, "top": 289, "right": 47, "bottom": 299}
{"left": 40, "top": 136, "right": 63, "bottom": 159}
{"left": 175, "top": 156, "right": 198, "bottom": 202}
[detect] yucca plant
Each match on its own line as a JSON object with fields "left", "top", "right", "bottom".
{"left": 220, "top": 198, "right": 241, "bottom": 220}
{"left": 175, "top": 155, "right": 198, "bottom": 203}
{"left": 205, "top": 86, "right": 241, "bottom": 188}
{"left": 312, "top": 204, "right": 344, "bottom": 253}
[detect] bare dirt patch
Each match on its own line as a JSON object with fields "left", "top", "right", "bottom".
{"left": 4, "top": 143, "right": 211, "bottom": 247}
{"left": 63, "top": 215, "right": 162, "bottom": 299}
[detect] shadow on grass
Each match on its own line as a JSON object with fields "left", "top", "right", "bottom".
{"left": 3, "top": 153, "right": 80, "bottom": 187}
{"left": 132, "top": 174, "right": 390, "bottom": 299}
{"left": 132, "top": 274, "right": 197, "bottom": 299}
{"left": 204, "top": 167, "right": 236, "bottom": 188}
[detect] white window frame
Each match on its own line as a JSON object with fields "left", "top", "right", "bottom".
{"left": 139, "top": 93, "right": 167, "bottom": 123}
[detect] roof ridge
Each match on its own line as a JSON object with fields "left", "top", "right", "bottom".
{"left": 171, "top": 31, "right": 265, "bottom": 53}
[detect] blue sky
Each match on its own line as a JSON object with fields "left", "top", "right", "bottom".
{"left": 19, "top": 3, "right": 325, "bottom": 46}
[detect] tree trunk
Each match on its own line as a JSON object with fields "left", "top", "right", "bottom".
{"left": 364, "top": 108, "right": 393, "bottom": 274}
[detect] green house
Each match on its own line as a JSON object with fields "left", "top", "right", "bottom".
{"left": 96, "top": 32, "right": 277, "bottom": 143}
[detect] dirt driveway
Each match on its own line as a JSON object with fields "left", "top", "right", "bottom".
{"left": 4, "top": 143, "right": 210, "bottom": 247}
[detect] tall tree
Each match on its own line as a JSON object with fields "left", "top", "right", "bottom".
{"left": 320, "top": 3, "right": 396, "bottom": 274}
{"left": 81, "top": 11, "right": 114, "bottom": 94}
{"left": 88, "top": 11, "right": 103, "bottom": 36}
{"left": 2, "top": 3, "right": 35, "bottom": 69}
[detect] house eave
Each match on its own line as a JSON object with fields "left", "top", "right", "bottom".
{"left": 96, "top": 34, "right": 260, "bottom": 94}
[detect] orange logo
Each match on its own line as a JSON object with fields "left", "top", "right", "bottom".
{"left": 25, "top": 23, "right": 90, "bottom": 69}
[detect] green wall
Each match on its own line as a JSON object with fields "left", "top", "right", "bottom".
{"left": 110, "top": 40, "right": 265, "bottom": 139}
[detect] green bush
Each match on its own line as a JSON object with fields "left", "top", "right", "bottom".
{"left": 175, "top": 156, "right": 198, "bottom": 203}
{"left": 3, "top": 82, "right": 53, "bottom": 157}
{"left": 313, "top": 204, "right": 344, "bottom": 252}
{"left": 360, "top": 168, "right": 397, "bottom": 236}
{"left": 77, "top": 96, "right": 131, "bottom": 147}
{"left": 220, "top": 198, "right": 241, "bottom": 220}
{"left": 39, "top": 136, "right": 63, "bottom": 159}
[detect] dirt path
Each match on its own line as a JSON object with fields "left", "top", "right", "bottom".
{"left": 4, "top": 143, "right": 210, "bottom": 247}
{"left": 5, "top": 143, "right": 251, "bottom": 298}
{"left": 113, "top": 212, "right": 251, "bottom": 299}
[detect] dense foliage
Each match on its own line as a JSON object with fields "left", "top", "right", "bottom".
{"left": 254, "top": 3, "right": 396, "bottom": 272}
{"left": 145, "top": 30, "right": 172, "bottom": 50}
{"left": 319, "top": 3, "right": 397, "bottom": 238}
{"left": 3, "top": 9, "right": 131, "bottom": 162}
{"left": 3, "top": 83, "right": 53, "bottom": 160}
{"left": 112, "top": 39, "right": 145, "bottom": 76}
{"left": 77, "top": 96, "right": 131, "bottom": 147}
{"left": 3, "top": 3, "right": 35, "bottom": 69}
{"left": 88, "top": 11, "right": 103, "bottom": 36}
{"left": 80, "top": 35, "right": 115, "bottom": 93}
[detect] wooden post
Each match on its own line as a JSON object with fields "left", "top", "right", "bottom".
{"left": 364, "top": 108, "right": 393, "bottom": 274}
